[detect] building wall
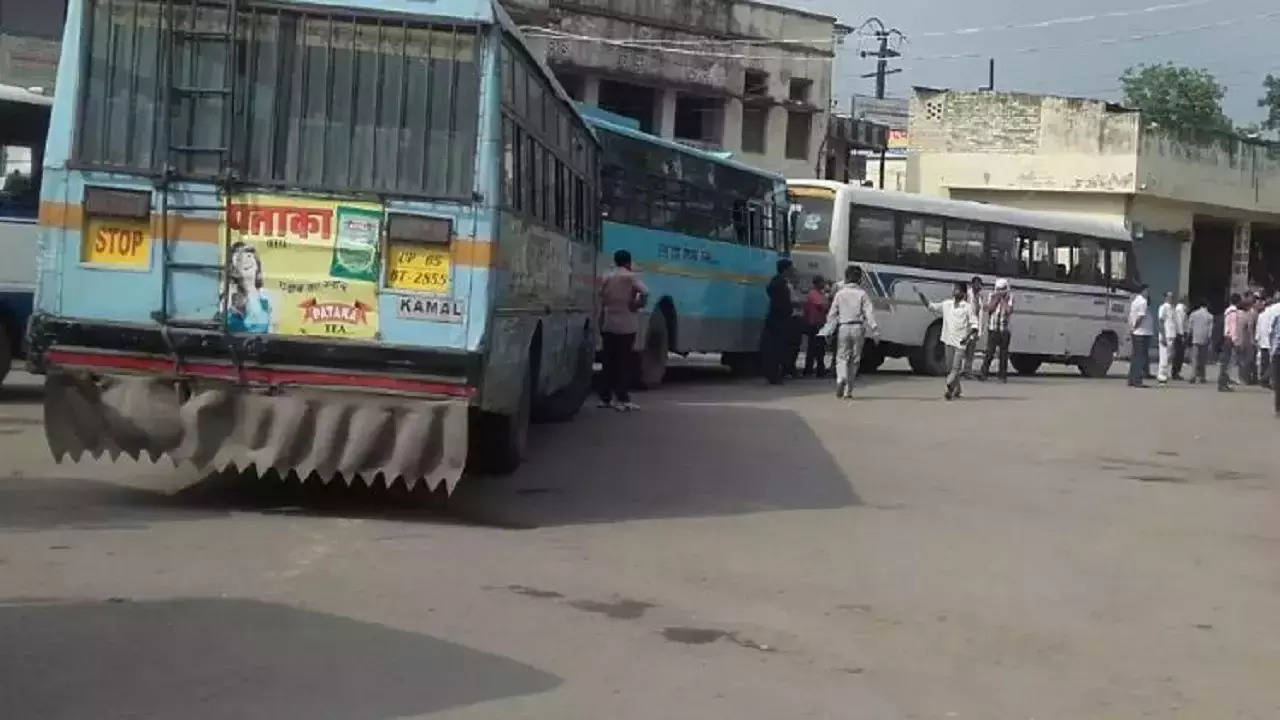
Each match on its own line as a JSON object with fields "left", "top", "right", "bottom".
{"left": 1137, "top": 131, "right": 1280, "bottom": 215}
{"left": 506, "top": 0, "right": 836, "bottom": 178}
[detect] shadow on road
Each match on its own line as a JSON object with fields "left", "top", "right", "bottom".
{"left": 0, "top": 474, "right": 230, "bottom": 532}
{"left": 0, "top": 597, "right": 560, "bottom": 719}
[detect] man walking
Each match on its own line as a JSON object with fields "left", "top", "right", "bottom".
{"left": 1220, "top": 293, "right": 1242, "bottom": 392}
{"left": 918, "top": 282, "right": 976, "bottom": 400}
{"left": 1270, "top": 305, "right": 1280, "bottom": 414}
{"left": 827, "top": 265, "right": 878, "bottom": 398}
{"left": 1128, "top": 284, "right": 1154, "bottom": 388}
{"left": 1172, "top": 296, "right": 1189, "bottom": 380}
{"left": 1187, "top": 299, "right": 1213, "bottom": 384}
{"left": 802, "top": 276, "right": 830, "bottom": 377}
{"left": 761, "top": 259, "right": 796, "bottom": 385}
{"left": 1257, "top": 292, "right": 1278, "bottom": 389}
{"left": 963, "top": 276, "right": 986, "bottom": 378}
{"left": 598, "top": 249, "right": 648, "bottom": 411}
{"left": 978, "top": 278, "right": 1014, "bottom": 382}
{"left": 1157, "top": 291, "right": 1176, "bottom": 384}
{"left": 1238, "top": 292, "right": 1258, "bottom": 385}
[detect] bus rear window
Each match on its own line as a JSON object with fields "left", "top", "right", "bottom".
{"left": 791, "top": 194, "right": 833, "bottom": 248}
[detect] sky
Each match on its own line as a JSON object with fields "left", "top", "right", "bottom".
{"left": 784, "top": 0, "right": 1278, "bottom": 126}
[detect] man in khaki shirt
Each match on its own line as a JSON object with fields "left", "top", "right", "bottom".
{"left": 598, "top": 249, "right": 648, "bottom": 411}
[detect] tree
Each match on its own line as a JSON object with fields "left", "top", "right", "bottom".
{"left": 1260, "top": 74, "right": 1280, "bottom": 132}
{"left": 1120, "top": 63, "right": 1231, "bottom": 135}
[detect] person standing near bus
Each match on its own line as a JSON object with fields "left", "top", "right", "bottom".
{"left": 963, "top": 276, "right": 986, "bottom": 378}
{"left": 802, "top": 276, "right": 830, "bottom": 377}
{"left": 1257, "top": 292, "right": 1279, "bottom": 389}
{"left": 761, "top": 258, "right": 796, "bottom": 385}
{"left": 827, "top": 265, "right": 878, "bottom": 398}
{"left": 598, "top": 249, "right": 648, "bottom": 411}
{"left": 1219, "top": 293, "right": 1242, "bottom": 392}
{"left": 1172, "top": 295, "right": 1189, "bottom": 380}
{"left": 1128, "top": 284, "right": 1154, "bottom": 388}
{"left": 1269, "top": 306, "right": 1280, "bottom": 412}
{"left": 978, "top": 278, "right": 1014, "bottom": 382}
{"left": 1238, "top": 292, "right": 1258, "bottom": 385}
{"left": 1187, "top": 299, "right": 1214, "bottom": 384}
{"left": 918, "top": 282, "right": 976, "bottom": 400}
{"left": 1157, "top": 291, "right": 1176, "bottom": 384}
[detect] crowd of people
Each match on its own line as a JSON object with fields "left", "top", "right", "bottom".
{"left": 1127, "top": 285, "right": 1280, "bottom": 413}
{"left": 760, "top": 259, "right": 1017, "bottom": 400}
{"left": 599, "top": 250, "right": 1280, "bottom": 413}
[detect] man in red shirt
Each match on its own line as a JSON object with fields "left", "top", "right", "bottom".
{"left": 802, "top": 276, "right": 831, "bottom": 377}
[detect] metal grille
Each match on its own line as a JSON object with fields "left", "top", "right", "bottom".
{"left": 75, "top": 0, "right": 482, "bottom": 200}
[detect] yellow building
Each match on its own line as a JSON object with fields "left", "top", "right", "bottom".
{"left": 907, "top": 87, "right": 1280, "bottom": 309}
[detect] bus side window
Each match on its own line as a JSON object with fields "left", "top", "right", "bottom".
{"left": 990, "top": 226, "right": 1019, "bottom": 276}
{"left": 1076, "top": 237, "right": 1104, "bottom": 284}
{"left": 1107, "top": 246, "right": 1128, "bottom": 287}
{"left": 849, "top": 207, "right": 895, "bottom": 263}
{"left": 1033, "top": 232, "right": 1057, "bottom": 280}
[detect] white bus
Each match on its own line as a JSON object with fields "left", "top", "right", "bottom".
{"left": 788, "top": 180, "right": 1139, "bottom": 377}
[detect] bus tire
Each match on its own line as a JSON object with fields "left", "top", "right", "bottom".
{"left": 721, "top": 351, "right": 756, "bottom": 376}
{"left": 1012, "top": 355, "right": 1042, "bottom": 376}
{"left": 0, "top": 324, "right": 10, "bottom": 388}
{"left": 914, "top": 322, "right": 947, "bottom": 376}
{"left": 1078, "top": 334, "right": 1116, "bottom": 378}
{"left": 470, "top": 360, "right": 533, "bottom": 474}
{"left": 533, "top": 328, "right": 593, "bottom": 423}
{"left": 638, "top": 309, "right": 670, "bottom": 389}
{"left": 860, "top": 340, "right": 884, "bottom": 373}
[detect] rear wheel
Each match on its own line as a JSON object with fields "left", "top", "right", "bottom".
{"left": 1012, "top": 354, "right": 1042, "bottom": 376}
{"left": 721, "top": 351, "right": 757, "bottom": 377}
{"left": 533, "top": 329, "right": 593, "bottom": 422}
{"left": 1078, "top": 334, "right": 1116, "bottom": 378}
{"left": 0, "top": 326, "right": 11, "bottom": 388}
{"left": 859, "top": 340, "right": 884, "bottom": 373}
{"left": 911, "top": 323, "right": 947, "bottom": 376}
{"left": 638, "top": 310, "right": 670, "bottom": 389}
{"left": 470, "top": 360, "right": 532, "bottom": 474}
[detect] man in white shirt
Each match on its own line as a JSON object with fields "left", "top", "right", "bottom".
{"left": 917, "top": 282, "right": 976, "bottom": 400}
{"left": 962, "top": 276, "right": 986, "bottom": 378}
{"left": 1128, "top": 284, "right": 1154, "bottom": 388}
{"left": 1172, "top": 296, "right": 1189, "bottom": 380}
{"left": 1156, "top": 291, "right": 1177, "bottom": 384}
{"left": 825, "top": 265, "right": 879, "bottom": 399}
{"left": 1257, "top": 292, "right": 1279, "bottom": 389}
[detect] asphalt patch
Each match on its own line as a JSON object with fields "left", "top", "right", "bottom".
{"left": 567, "top": 598, "right": 654, "bottom": 620}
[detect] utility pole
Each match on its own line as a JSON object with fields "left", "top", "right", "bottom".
{"left": 982, "top": 58, "right": 995, "bottom": 91}
{"left": 858, "top": 18, "right": 904, "bottom": 100}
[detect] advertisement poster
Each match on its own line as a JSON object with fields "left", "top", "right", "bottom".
{"left": 220, "top": 194, "right": 382, "bottom": 339}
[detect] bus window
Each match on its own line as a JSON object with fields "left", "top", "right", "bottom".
{"left": 790, "top": 192, "right": 833, "bottom": 248}
{"left": 848, "top": 207, "right": 896, "bottom": 262}
{"left": 901, "top": 215, "right": 944, "bottom": 267}
{"left": 946, "top": 220, "right": 985, "bottom": 271}
{"left": 1053, "top": 238, "right": 1074, "bottom": 281}
{"left": 990, "top": 226, "right": 1019, "bottom": 276}
{"left": 1032, "top": 232, "right": 1057, "bottom": 280}
{"left": 1076, "top": 237, "right": 1104, "bottom": 284}
{"left": 1107, "top": 246, "right": 1134, "bottom": 287}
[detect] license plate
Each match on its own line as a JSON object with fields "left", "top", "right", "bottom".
{"left": 386, "top": 243, "right": 451, "bottom": 294}
{"left": 82, "top": 217, "right": 152, "bottom": 270}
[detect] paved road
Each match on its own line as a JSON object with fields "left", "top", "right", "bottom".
{"left": 2, "top": 364, "right": 1279, "bottom": 719}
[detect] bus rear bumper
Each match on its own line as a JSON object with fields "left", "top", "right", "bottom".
{"left": 44, "top": 370, "right": 469, "bottom": 492}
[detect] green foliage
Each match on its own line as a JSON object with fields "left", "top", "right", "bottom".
{"left": 1260, "top": 74, "right": 1280, "bottom": 132}
{"left": 1120, "top": 63, "right": 1231, "bottom": 134}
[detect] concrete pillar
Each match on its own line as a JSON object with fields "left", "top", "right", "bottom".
{"left": 1179, "top": 230, "right": 1193, "bottom": 299}
{"left": 582, "top": 75, "right": 600, "bottom": 107}
{"left": 722, "top": 97, "right": 743, "bottom": 153}
{"left": 1231, "top": 222, "right": 1251, "bottom": 294}
{"left": 657, "top": 88, "right": 677, "bottom": 140}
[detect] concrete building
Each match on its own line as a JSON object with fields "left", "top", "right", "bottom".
{"left": 907, "top": 87, "right": 1280, "bottom": 310}
{"left": 0, "top": 0, "right": 64, "bottom": 92}
{"left": 502, "top": 0, "right": 857, "bottom": 178}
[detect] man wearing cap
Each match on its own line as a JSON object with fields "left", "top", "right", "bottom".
{"left": 978, "top": 278, "right": 1014, "bottom": 382}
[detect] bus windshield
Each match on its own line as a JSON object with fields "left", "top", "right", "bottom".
{"left": 789, "top": 190, "right": 834, "bottom": 249}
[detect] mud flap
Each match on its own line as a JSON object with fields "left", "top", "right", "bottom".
{"left": 44, "top": 372, "right": 468, "bottom": 492}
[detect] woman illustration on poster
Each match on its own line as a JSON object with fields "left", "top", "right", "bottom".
{"left": 224, "top": 241, "right": 272, "bottom": 333}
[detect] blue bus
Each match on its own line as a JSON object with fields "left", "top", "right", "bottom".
{"left": 28, "top": 0, "right": 599, "bottom": 486}
{"left": 584, "top": 112, "right": 790, "bottom": 385}
{"left": 0, "top": 85, "right": 52, "bottom": 388}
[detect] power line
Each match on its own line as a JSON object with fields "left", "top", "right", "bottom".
{"left": 518, "top": 27, "right": 835, "bottom": 49}
{"left": 910, "top": 0, "right": 1216, "bottom": 39}
{"left": 904, "top": 9, "right": 1280, "bottom": 61}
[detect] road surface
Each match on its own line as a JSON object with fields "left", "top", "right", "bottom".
{"left": 1, "top": 364, "right": 1278, "bottom": 719}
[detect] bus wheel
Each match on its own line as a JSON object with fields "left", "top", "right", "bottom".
{"left": 638, "top": 310, "right": 670, "bottom": 388}
{"left": 721, "top": 351, "right": 756, "bottom": 376}
{"left": 860, "top": 341, "right": 884, "bottom": 373}
{"left": 0, "top": 327, "right": 10, "bottom": 388}
{"left": 470, "top": 361, "right": 532, "bottom": 474}
{"left": 1078, "top": 334, "right": 1116, "bottom": 378}
{"left": 1012, "top": 355, "right": 1042, "bottom": 376}
{"left": 914, "top": 323, "right": 947, "bottom": 376}
{"left": 533, "top": 329, "right": 594, "bottom": 423}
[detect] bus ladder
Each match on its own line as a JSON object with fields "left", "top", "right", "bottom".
{"left": 152, "top": 0, "right": 243, "bottom": 379}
